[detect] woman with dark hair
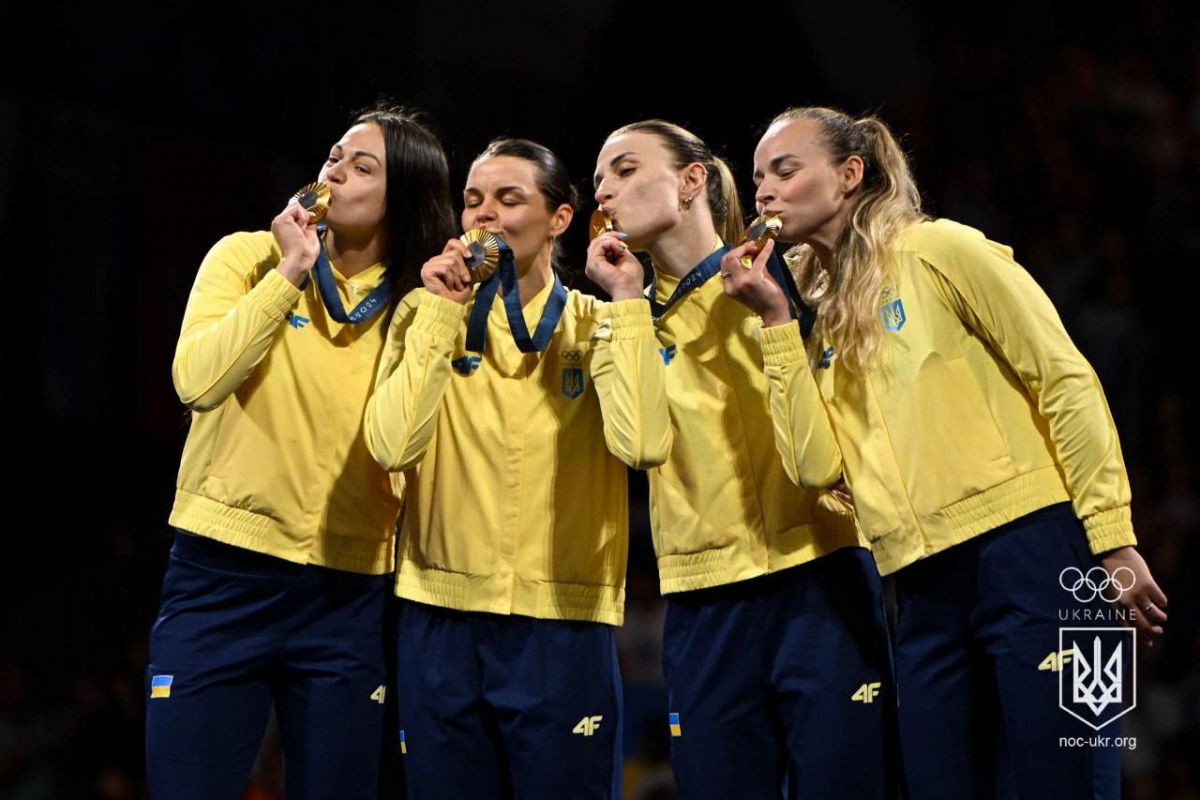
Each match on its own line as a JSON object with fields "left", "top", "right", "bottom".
{"left": 724, "top": 106, "right": 1167, "bottom": 799}
{"left": 592, "top": 120, "right": 892, "bottom": 799}
{"left": 365, "top": 137, "right": 670, "bottom": 799}
{"left": 146, "top": 103, "right": 455, "bottom": 799}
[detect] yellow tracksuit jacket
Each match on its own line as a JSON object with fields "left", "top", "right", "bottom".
{"left": 649, "top": 260, "right": 862, "bottom": 595}
{"left": 760, "top": 218, "right": 1136, "bottom": 575}
{"left": 365, "top": 282, "right": 670, "bottom": 625}
{"left": 169, "top": 231, "right": 401, "bottom": 574}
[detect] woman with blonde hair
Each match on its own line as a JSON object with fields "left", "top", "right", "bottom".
{"left": 593, "top": 119, "right": 892, "bottom": 799}
{"left": 723, "top": 105, "right": 1167, "bottom": 799}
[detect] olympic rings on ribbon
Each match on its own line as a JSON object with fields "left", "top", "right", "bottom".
{"left": 1058, "top": 566, "right": 1136, "bottom": 603}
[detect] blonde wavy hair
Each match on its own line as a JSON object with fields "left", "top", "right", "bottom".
{"left": 771, "top": 107, "right": 924, "bottom": 371}
{"left": 609, "top": 120, "right": 744, "bottom": 245}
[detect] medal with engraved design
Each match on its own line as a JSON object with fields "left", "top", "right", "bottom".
{"left": 459, "top": 228, "right": 503, "bottom": 283}
{"left": 589, "top": 208, "right": 615, "bottom": 241}
{"left": 739, "top": 213, "right": 782, "bottom": 268}
{"left": 293, "top": 181, "right": 331, "bottom": 223}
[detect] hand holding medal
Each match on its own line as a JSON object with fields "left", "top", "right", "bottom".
{"left": 720, "top": 215, "right": 791, "bottom": 327}
{"left": 272, "top": 182, "right": 330, "bottom": 286}
{"left": 585, "top": 209, "right": 644, "bottom": 302}
{"left": 420, "top": 237, "right": 478, "bottom": 305}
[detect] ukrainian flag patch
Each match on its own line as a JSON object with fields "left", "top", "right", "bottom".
{"left": 399, "top": 729, "right": 407, "bottom": 755}
{"left": 668, "top": 712, "right": 681, "bottom": 737}
{"left": 150, "top": 675, "right": 173, "bottom": 699}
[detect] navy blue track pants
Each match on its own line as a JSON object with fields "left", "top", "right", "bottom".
{"left": 395, "top": 600, "right": 622, "bottom": 800}
{"left": 145, "top": 531, "right": 390, "bottom": 800}
{"left": 663, "top": 547, "right": 897, "bottom": 799}
{"left": 891, "top": 504, "right": 1124, "bottom": 800}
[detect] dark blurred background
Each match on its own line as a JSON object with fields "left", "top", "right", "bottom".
{"left": 3, "top": 1, "right": 1198, "bottom": 797}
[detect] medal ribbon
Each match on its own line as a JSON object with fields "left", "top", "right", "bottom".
{"left": 765, "top": 248, "right": 817, "bottom": 338}
{"left": 309, "top": 225, "right": 392, "bottom": 324}
{"left": 649, "top": 245, "right": 730, "bottom": 323}
{"left": 465, "top": 237, "right": 567, "bottom": 354}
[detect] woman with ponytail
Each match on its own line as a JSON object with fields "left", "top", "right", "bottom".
{"left": 724, "top": 106, "right": 1166, "bottom": 799}
{"left": 365, "top": 137, "right": 669, "bottom": 799}
{"left": 593, "top": 120, "right": 892, "bottom": 799}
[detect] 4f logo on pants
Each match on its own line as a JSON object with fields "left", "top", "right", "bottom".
{"left": 573, "top": 716, "right": 603, "bottom": 736}
{"left": 851, "top": 682, "right": 882, "bottom": 703}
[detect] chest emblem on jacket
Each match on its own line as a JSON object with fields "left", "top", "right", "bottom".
{"left": 287, "top": 312, "right": 310, "bottom": 329}
{"left": 881, "top": 298, "right": 907, "bottom": 332}
{"left": 451, "top": 355, "right": 482, "bottom": 375}
{"left": 659, "top": 344, "right": 677, "bottom": 365}
{"left": 562, "top": 367, "right": 585, "bottom": 399}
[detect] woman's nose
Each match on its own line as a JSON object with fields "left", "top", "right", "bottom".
{"left": 473, "top": 200, "right": 497, "bottom": 222}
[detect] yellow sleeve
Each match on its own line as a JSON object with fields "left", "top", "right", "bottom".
{"left": 171, "top": 234, "right": 301, "bottom": 411}
{"left": 917, "top": 221, "right": 1135, "bottom": 554}
{"left": 760, "top": 322, "right": 844, "bottom": 489}
{"left": 589, "top": 299, "right": 672, "bottom": 470}
{"left": 364, "top": 290, "right": 464, "bottom": 472}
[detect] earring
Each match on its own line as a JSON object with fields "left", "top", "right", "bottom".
{"left": 680, "top": 194, "right": 695, "bottom": 210}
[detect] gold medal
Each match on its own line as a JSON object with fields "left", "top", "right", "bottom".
{"left": 739, "top": 213, "right": 782, "bottom": 268}
{"left": 589, "top": 208, "right": 615, "bottom": 241}
{"left": 460, "top": 228, "right": 503, "bottom": 282}
{"left": 293, "top": 182, "right": 331, "bottom": 223}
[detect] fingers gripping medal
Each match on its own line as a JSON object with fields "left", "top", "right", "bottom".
{"left": 293, "top": 181, "right": 331, "bottom": 222}
{"left": 460, "top": 228, "right": 504, "bottom": 283}
{"left": 739, "top": 213, "right": 782, "bottom": 268}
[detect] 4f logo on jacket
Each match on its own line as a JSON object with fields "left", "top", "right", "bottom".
{"left": 451, "top": 356, "right": 482, "bottom": 376}
{"left": 659, "top": 344, "right": 677, "bottom": 365}
{"left": 287, "top": 313, "right": 310, "bottom": 329}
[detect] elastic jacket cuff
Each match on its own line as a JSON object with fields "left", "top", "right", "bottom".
{"left": 760, "top": 322, "right": 806, "bottom": 366}
{"left": 1083, "top": 506, "right": 1137, "bottom": 554}
{"left": 606, "top": 299, "right": 655, "bottom": 341}
{"left": 414, "top": 290, "right": 468, "bottom": 342}
{"left": 253, "top": 270, "right": 303, "bottom": 320}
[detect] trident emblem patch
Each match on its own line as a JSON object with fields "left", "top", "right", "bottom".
{"left": 880, "top": 298, "right": 906, "bottom": 332}
{"left": 562, "top": 367, "right": 584, "bottom": 399}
